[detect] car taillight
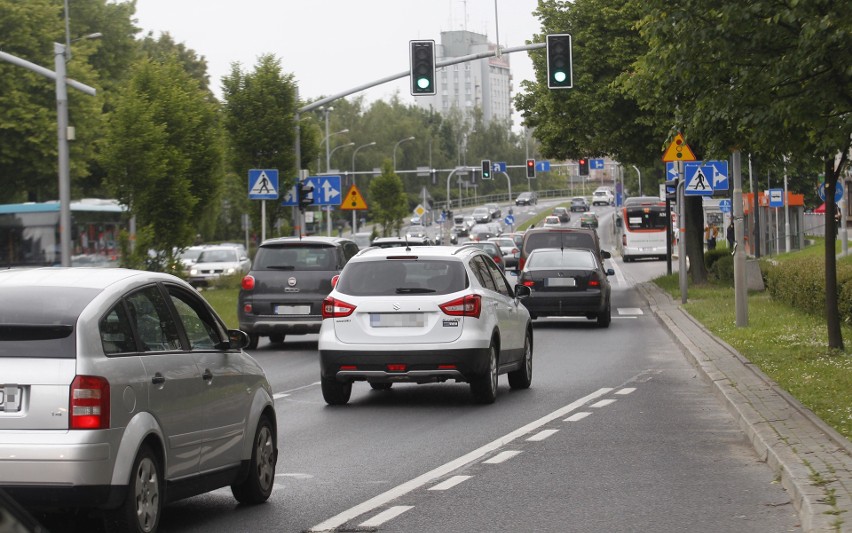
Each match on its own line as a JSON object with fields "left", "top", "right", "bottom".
{"left": 322, "top": 297, "right": 356, "bottom": 319}
{"left": 521, "top": 278, "right": 535, "bottom": 287}
{"left": 622, "top": 234, "right": 627, "bottom": 246}
{"left": 331, "top": 274, "right": 340, "bottom": 288}
{"left": 70, "top": 375, "right": 110, "bottom": 430}
{"left": 493, "top": 255, "right": 502, "bottom": 264}
{"left": 241, "top": 275, "right": 255, "bottom": 290}
{"left": 511, "top": 248, "right": 519, "bottom": 255}
{"left": 440, "top": 294, "right": 481, "bottom": 318}
{"left": 519, "top": 257, "right": 526, "bottom": 270}
{"left": 589, "top": 275, "right": 601, "bottom": 287}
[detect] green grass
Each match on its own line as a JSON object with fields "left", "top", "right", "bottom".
{"left": 655, "top": 253, "right": 852, "bottom": 441}
{"left": 197, "top": 275, "right": 242, "bottom": 329}
{"left": 517, "top": 201, "right": 572, "bottom": 231}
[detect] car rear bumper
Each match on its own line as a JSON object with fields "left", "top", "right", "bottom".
{"left": 240, "top": 315, "right": 323, "bottom": 335}
{"left": 522, "top": 292, "right": 605, "bottom": 317}
{"left": 320, "top": 347, "right": 492, "bottom": 383}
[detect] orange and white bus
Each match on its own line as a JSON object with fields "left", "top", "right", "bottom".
{"left": 618, "top": 196, "right": 670, "bottom": 262}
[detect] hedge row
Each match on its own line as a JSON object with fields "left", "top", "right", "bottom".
{"left": 764, "top": 256, "right": 852, "bottom": 323}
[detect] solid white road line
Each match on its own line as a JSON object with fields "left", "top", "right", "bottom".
{"left": 590, "top": 399, "right": 617, "bottom": 408}
{"left": 357, "top": 506, "right": 414, "bottom": 528}
{"left": 307, "top": 387, "right": 613, "bottom": 532}
{"left": 527, "top": 429, "right": 559, "bottom": 441}
{"left": 564, "top": 411, "right": 592, "bottom": 422}
{"left": 618, "top": 307, "right": 643, "bottom": 315}
{"left": 428, "top": 476, "right": 472, "bottom": 491}
{"left": 483, "top": 450, "right": 522, "bottom": 464}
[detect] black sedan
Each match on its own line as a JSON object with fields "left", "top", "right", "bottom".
{"left": 517, "top": 248, "right": 614, "bottom": 327}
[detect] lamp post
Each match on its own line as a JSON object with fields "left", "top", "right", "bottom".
{"left": 632, "top": 165, "right": 642, "bottom": 196}
{"left": 328, "top": 142, "right": 354, "bottom": 171}
{"left": 319, "top": 118, "right": 348, "bottom": 173}
{"left": 393, "top": 136, "right": 415, "bottom": 171}
{"left": 351, "top": 141, "right": 376, "bottom": 233}
{"left": 55, "top": 31, "right": 101, "bottom": 266}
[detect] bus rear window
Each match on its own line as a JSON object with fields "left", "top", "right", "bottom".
{"left": 625, "top": 208, "right": 668, "bottom": 230}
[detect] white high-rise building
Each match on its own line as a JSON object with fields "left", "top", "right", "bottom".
{"left": 414, "top": 30, "right": 512, "bottom": 126}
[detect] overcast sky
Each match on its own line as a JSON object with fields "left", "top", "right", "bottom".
{"left": 133, "top": 0, "right": 542, "bottom": 127}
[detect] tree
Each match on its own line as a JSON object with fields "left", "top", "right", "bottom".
{"left": 222, "top": 54, "right": 311, "bottom": 238}
{"left": 628, "top": 0, "right": 851, "bottom": 348}
{"left": 369, "top": 160, "right": 408, "bottom": 237}
{"left": 99, "top": 56, "right": 224, "bottom": 269}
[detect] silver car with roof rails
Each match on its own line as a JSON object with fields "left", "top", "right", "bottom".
{"left": 318, "top": 245, "right": 533, "bottom": 405}
{"left": 0, "top": 267, "right": 277, "bottom": 533}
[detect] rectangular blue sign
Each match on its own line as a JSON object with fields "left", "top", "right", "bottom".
{"left": 306, "top": 176, "right": 342, "bottom": 206}
{"left": 248, "top": 169, "right": 279, "bottom": 200}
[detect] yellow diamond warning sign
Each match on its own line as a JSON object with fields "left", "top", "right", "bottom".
{"left": 340, "top": 184, "right": 368, "bottom": 210}
{"left": 661, "top": 132, "right": 697, "bottom": 162}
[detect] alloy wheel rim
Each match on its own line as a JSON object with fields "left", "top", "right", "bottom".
{"left": 135, "top": 457, "right": 159, "bottom": 533}
{"left": 256, "top": 425, "right": 276, "bottom": 492}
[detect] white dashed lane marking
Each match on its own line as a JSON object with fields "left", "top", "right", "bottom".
{"left": 618, "top": 307, "right": 644, "bottom": 315}
{"left": 429, "top": 476, "right": 472, "bottom": 491}
{"left": 358, "top": 506, "right": 413, "bottom": 528}
{"left": 564, "top": 411, "right": 592, "bottom": 422}
{"left": 483, "top": 450, "right": 523, "bottom": 464}
{"left": 527, "top": 429, "right": 559, "bottom": 442}
{"left": 590, "top": 399, "right": 618, "bottom": 408}
{"left": 616, "top": 387, "right": 636, "bottom": 395}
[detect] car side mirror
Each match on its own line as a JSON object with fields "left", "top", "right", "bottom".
{"left": 606, "top": 268, "right": 615, "bottom": 276}
{"left": 601, "top": 250, "right": 612, "bottom": 259}
{"left": 225, "top": 329, "right": 250, "bottom": 350}
{"left": 514, "top": 284, "right": 531, "bottom": 298}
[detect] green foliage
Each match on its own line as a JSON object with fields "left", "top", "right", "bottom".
{"left": 766, "top": 256, "right": 852, "bottom": 324}
{"left": 706, "top": 251, "right": 734, "bottom": 286}
{"left": 99, "top": 55, "right": 224, "bottom": 260}
{"left": 368, "top": 160, "right": 408, "bottom": 236}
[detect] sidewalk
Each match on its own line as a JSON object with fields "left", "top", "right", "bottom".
{"left": 637, "top": 282, "right": 852, "bottom": 532}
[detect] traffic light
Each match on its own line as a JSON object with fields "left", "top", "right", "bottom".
{"left": 546, "top": 34, "right": 573, "bottom": 89}
{"left": 578, "top": 158, "right": 589, "bottom": 176}
{"left": 665, "top": 177, "right": 679, "bottom": 201}
{"left": 526, "top": 159, "right": 536, "bottom": 179}
{"left": 410, "top": 40, "right": 436, "bottom": 96}
{"left": 481, "top": 160, "right": 492, "bottom": 180}
{"left": 298, "top": 180, "right": 314, "bottom": 210}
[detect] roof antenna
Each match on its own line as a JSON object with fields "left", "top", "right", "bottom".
{"left": 405, "top": 233, "right": 411, "bottom": 252}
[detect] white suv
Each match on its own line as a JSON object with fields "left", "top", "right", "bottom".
{"left": 318, "top": 246, "right": 533, "bottom": 405}
{"left": 592, "top": 188, "right": 615, "bottom": 206}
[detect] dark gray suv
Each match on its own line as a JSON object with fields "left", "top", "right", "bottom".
{"left": 238, "top": 236, "right": 360, "bottom": 349}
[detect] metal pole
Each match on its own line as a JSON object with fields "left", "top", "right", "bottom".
{"left": 55, "top": 42, "right": 72, "bottom": 267}
{"left": 445, "top": 168, "right": 462, "bottom": 214}
{"left": 732, "top": 151, "right": 748, "bottom": 326}
{"left": 501, "top": 171, "right": 512, "bottom": 204}
{"left": 783, "top": 156, "right": 791, "bottom": 253}
{"left": 632, "top": 165, "right": 642, "bottom": 196}
{"left": 351, "top": 142, "right": 376, "bottom": 234}
{"left": 677, "top": 162, "right": 687, "bottom": 304}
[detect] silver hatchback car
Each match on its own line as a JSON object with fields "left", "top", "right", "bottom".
{"left": 0, "top": 268, "right": 278, "bottom": 532}
{"left": 318, "top": 245, "right": 533, "bottom": 405}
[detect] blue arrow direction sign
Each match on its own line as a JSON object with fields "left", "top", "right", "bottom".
{"left": 504, "top": 214, "right": 515, "bottom": 226}
{"left": 684, "top": 162, "right": 714, "bottom": 196}
{"left": 705, "top": 160, "right": 729, "bottom": 191}
{"left": 666, "top": 162, "right": 679, "bottom": 181}
{"left": 535, "top": 161, "right": 551, "bottom": 172}
{"left": 248, "top": 169, "right": 279, "bottom": 200}
{"left": 493, "top": 162, "right": 507, "bottom": 173}
{"left": 306, "top": 176, "right": 342, "bottom": 206}
{"left": 718, "top": 199, "right": 732, "bottom": 213}
{"left": 281, "top": 185, "right": 298, "bottom": 206}
{"left": 590, "top": 159, "right": 605, "bottom": 170}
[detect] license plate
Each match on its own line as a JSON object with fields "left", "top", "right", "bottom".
{"left": 275, "top": 305, "right": 310, "bottom": 315}
{"left": 370, "top": 313, "right": 426, "bottom": 328}
{"left": 546, "top": 277, "right": 576, "bottom": 287}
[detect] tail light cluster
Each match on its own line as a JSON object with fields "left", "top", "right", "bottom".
{"left": 70, "top": 375, "right": 110, "bottom": 430}
{"left": 588, "top": 274, "right": 601, "bottom": 288}
{"left": 322, "top": 297, "right": 356, "bottom": 319}
{"left": 440, "top": 294, "right": 481, "bottom": 318}
{"left": 518, "top": 257, "right": 526, "bottom": 270}
{"left": 241, "top": 275, "right": 256, "bottom": 291}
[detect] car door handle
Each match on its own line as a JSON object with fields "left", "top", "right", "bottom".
{"left": 151, "top": 373, "right": 165, "bottom": 385}
{"left": 202, "top": 369, "right": 214, "bottom": 381}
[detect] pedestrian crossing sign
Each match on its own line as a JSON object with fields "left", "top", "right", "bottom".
{"left": 683, "top": 163, "right": 714, "bottom": 196}
{"left": 248, "top": 169, "right": 279, "bottom": 200}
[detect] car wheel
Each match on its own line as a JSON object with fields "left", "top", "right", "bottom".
{"left": 103, "top": 444, "right": 161, "bottom": 533}
{"left": 597, "top": 300, "right": 612, "bottom": 328}
{"left": 370, "top": 382, "right": 393, "bottom": 391}
{"left": 269, "top": 334, "right": 285, "bottom": 345}
{"left": 508, "top": 331, "right": 533, "bottom": 390}
{"left": 470, "top": 344, "right": 498, "bottom": 404}
{"left": 232, "top": 415, "right": 276, "bottom": 504}
{"left": 246, "top": 333, "right": 259, "bottom": 350}
{"left": 322, "top": 377, "right": 352, "bottom": 405}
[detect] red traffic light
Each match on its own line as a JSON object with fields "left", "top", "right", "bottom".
{"left": 526, "top": 159, "right": 536, "bottom": 178}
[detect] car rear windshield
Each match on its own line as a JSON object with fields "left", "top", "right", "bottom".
{"left": 525, "top": 232, "right": 596, "bottom": 254}
{"left": 0, "top": 287, "right": 99, "bottom": 358}
{"left": 254, "top": 244, "right": 337, "bottom": 271}
{"left": 528, "top": 249, "right": 596, "bottom": 269}
{"left": 336, "top": 259, "right": 467, "bottom": 296}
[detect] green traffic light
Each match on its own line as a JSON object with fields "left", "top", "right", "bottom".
{"left": 553, "top": 71, "right": 567, "bottom": 83}
{"left": 417, "top": 77, "right": 431, "bottom": 90}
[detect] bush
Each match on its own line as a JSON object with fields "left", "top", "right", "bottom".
{"left": 709, "top": 253, "right": 735, "bottom": 285}
{"left": 765, "top": 256, "right": 852, "bottom": 323}
{"left": 703, "top": 248, "right": 729, "bottom": 271}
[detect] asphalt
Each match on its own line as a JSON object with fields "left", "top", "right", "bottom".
{"left": 637, "top": 281, "right": 852, "bottom": 532}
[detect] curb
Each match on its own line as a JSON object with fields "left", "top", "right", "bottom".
{"left": 637, "top": 282, "right": 852, "bottom": 532}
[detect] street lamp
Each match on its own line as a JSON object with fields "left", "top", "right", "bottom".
{"left": 351, "top": 141, "right": 376, "bottom": 233}
{"left": 319, "top": 123, "right": 349, "bottom": 173}
{"left": 632, "top": 165, "right": 642, "bottom": 196}
{"left": 56, "top": 31, "right": 101, "bottom": 266}
{"left": 393, "top": 136, "right": 415, "bottom": 171}
{"left": 328, "top": 142, "right": 354, "bottom": 172}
